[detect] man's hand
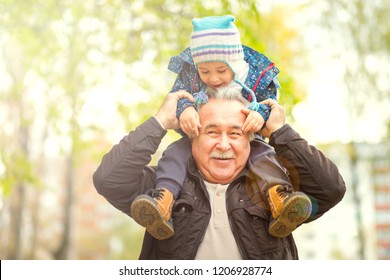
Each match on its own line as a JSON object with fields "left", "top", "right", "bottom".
{"left": 259, "top": 99, "right": 285, "bottom": 138}
{"left": 179, "top": 107, "right": 201, "bottom": 136}
{"left": 155, "top": 90, "right": 194, "bottom": 130}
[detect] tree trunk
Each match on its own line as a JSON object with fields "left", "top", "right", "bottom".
{"left": 7, "top": 182, "right": 25, "bottom": 259}
{"left": 53, "top": 155, "right": 74, "bottom": 260}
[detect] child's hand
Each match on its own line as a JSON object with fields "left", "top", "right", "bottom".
{"left": 240, "top": 108, "right": 265, "bottom": 133}
{"left": 179, "top": 107, "right": 201, "bottom": 136}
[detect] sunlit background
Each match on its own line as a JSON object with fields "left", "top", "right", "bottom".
{"left": 1, "top": 0, "right": 389, "bottom": 260}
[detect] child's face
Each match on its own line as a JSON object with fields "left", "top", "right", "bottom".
{"left": 197, "top": 62, "right": 234, "bottom": 89}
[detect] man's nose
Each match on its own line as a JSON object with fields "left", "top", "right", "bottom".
{"left": 216, "top": 133, "right": 231, "bottom": 151}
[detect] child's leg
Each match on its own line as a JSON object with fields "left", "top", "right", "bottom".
{"left": 248, "top": 137, "right": 292, "bottom": 201}
{"left": 249, "top": 136, "right": 312, "bottom": 237}
{"left": 130, "top": 136, "right": 192, "bottom": 240}
{"left": 155, "top": 136, "right": 192, "bottom": 199}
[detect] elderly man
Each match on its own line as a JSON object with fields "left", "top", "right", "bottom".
{"left": 93, "top": 90, "right": 345, "bottom": 259}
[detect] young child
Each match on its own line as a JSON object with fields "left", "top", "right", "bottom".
{"left": 130, "top": 15, "right": 312, "bottom": 240}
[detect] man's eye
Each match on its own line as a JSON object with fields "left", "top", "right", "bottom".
{"left": 230, "top": 131, "right": 243, "bottom": 137}
{"left": 206, "top": 131, "right": 219, "bottom": 137}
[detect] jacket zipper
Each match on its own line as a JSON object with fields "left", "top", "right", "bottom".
{"left": 189, "top": 173, "right": 212, "bottom": 259}
{"left": 251, "top": 63, "right": 275, "bottom": 94}
{"left": 226, "top": 180, "right": 247, "bottom": 259}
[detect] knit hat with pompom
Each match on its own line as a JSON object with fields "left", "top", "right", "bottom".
{"left": 190, "top": 15, "right": 258, "bottom": 110}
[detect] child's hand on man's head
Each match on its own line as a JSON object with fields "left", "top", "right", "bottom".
{"left": 240, "top": 108, "right": 265, "bottom": 133}
{"left": 179, "top": 106, "right": 201, "bottom": 137}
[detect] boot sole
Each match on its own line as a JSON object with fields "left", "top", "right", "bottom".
{"left": 268, "top": 193, "right": 312, "bottom": 238}
{"left": 130, "top": 195, "right": 174, "bottom": 240}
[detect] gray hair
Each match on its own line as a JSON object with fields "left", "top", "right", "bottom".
{"left": 196, "top": 86, "right": 255, "bottom": 141}
{"left": 206, "top": 85, "right": 250, "bottom": 106}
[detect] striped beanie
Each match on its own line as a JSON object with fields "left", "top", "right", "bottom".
{"left": 190, "top": 15, "right": 244, "bottom": 66}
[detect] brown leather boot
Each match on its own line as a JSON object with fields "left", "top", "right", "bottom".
{"left": 131, "top": 188, "right": 174, "bottom": 240}
{"left": 267, "top": 185, "right": 312, "bottom": 237}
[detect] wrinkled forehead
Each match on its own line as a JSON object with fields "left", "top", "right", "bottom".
{"left": 199, "top": 98, "right": 246, "bottom": 126}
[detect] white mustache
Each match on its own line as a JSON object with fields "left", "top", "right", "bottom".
{"left": 210, "top": 151, "right": 235, "bottom": 159}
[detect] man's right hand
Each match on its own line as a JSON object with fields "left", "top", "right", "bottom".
{"left": 155, "top": 90, "right": 195, "bottom": 130}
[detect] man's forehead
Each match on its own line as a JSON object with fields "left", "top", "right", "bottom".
{"left": 203, "top": 122, "right": 242, "bottom": 130}
{"left": 199, "top": 100, "right": 245, "bottom": 122}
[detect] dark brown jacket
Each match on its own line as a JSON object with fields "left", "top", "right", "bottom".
{"left": 93, "top": 117, "right": 346, "bottom": 259}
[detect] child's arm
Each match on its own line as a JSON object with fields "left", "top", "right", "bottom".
{"left": 179, "top": 107, "right": 201, "bottom": 136}
{"left": 253, "top": 83, "right": 278, "bottom": 124}
{"left": 170, "top": 65, "right": 203, "bottom": 136}
{"left": 242, "top": 81, "right": 277, "bottom": 132}
{"left": 169, "top": 60, "right": 201, "bottom": 121}
{"left": 168, "top": 48, "right": 204, "bottom": 135}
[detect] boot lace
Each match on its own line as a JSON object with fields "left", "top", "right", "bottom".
{"left": 276, "top": 185, "right": 290, "bottom": 200}
{"left": 150, "top": 189, "right": 166, "bottom": 201}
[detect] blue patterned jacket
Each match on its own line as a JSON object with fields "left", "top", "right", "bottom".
{"left": 168, "top": 46, "right": 280, "bottom": 122}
